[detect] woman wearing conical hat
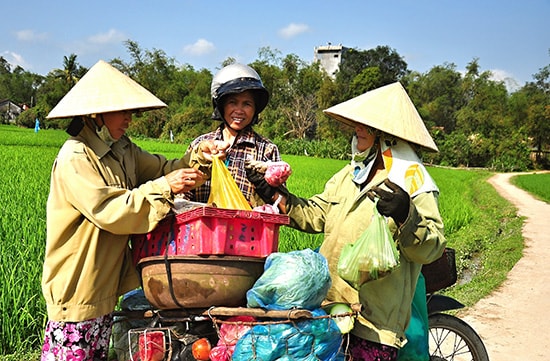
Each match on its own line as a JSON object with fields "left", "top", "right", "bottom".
{"left": 247, "top": 82, "right": 446, "bottom": 361}
{"left": 40, "top": 60, "right": 225, "bottom": 361}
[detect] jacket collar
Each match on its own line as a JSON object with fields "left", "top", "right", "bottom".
{"left": 77, "top": 121, "right": 130, "bottom": 159}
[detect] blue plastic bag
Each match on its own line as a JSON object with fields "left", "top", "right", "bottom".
{"left": 397, "top": 273, "right": 430, "bottom": 361}
{"left": 231, "top": 308, "right": 345, "bottom": 361}
{"left": 246, "top": 249, "right": 331, "bottom": 310}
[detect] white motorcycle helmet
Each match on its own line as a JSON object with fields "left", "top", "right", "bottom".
{"left": 210, "top": 63, "right": 269, "bottom": 124}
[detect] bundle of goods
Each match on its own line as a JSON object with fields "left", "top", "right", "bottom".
{"left": 245, "top": 159, "right": 292, "bottom": 187}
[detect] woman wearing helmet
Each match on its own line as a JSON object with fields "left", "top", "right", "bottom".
{"left": 186, "top": 63, "right": 281, "bottom": 207}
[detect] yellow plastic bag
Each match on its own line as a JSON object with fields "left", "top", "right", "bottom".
{"left": 337, "top": 200, "right": 400, "bottom": 289}
{"left": 207, "top": 155, "right": 252, "bottom": 210}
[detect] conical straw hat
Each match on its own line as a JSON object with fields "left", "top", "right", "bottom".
{"left": 323, "top": 82, "right": 438, "bottom": 152}
{"left": 47, "top": 60, "right": 167, "bottom": 119}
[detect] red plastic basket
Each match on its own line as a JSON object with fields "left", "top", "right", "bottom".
{"left": 131, "top": 207, "right": 290, "bottom": 264}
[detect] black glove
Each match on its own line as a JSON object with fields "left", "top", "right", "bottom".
{"left": 245, "top": 163, "right": 278, "bottom": 203}
{"left": 367, "top": 179, "right": 410, "bottom": 224}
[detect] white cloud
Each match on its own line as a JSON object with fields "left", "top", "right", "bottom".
{"left": 279, "top": 23, "right": 310, "bottom": 39}
{"left": 1, "top": 51, "right": 30, "bottom": 69}
{"left": 64, "top": 29, "right": 126, "bottom": 59}
{"left": 490, "top": 69, "right": 513, "bottom": 82}
{"left": 183, "top": 39, "right": 216, "bottom": 56}
{"left": 15, "top": 29, "right": 47, "bottom": 42}
{"left": 490, "top": 69, "right": 521, "bottom": 92}
{"left": 88, "top": 29, "right": 126, "bottom": 45}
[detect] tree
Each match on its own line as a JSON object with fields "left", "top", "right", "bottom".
{"left": 337, "top": 45, "right": 409, "bottom": 100}
{"left": 0, "top": 56, "right": 44, "bottom": 109}
{"left": 349, "top": 67, "right": 382, "bottom": 97}
{"left": 113, "top": 40, "right": 187, "bottom": 138}
{"left": 51, "top": 54, "right": 86, "bottom": 90}
{"left": 279, "top": 93, "right": 318, "bottom": 139}
{"left": 406, "top": 63, "right": 464, "bottom": 133}
{"left": 316, "top": 75, "right": 349, "bottom": 141}
{"left": 452, "top": 58, "right": 523, "bottom": 168}
{"left": 2, "top": 43, "right": 547, "bottom": 170}
{"left": 510, "top": 62, "right": 550, "bottom": 167}
{"left": 161, "top": 68, "right": 214, "bottom": 141}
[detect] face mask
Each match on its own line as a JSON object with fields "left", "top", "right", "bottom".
{"left": 350, "top": 135, "right": 378, "bottom": 185}
{"left": 351, "top": 135, "right": 372, "bottom": 163}
{"left": 96, "top": 125, "right": 115, "bottom": 146}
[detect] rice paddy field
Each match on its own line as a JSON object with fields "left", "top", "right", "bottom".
{"left": 510, "top": 172, "right": 550, "bottom": 203}
{"left": 0, "top": 125, "right": 529, "bottom": 358}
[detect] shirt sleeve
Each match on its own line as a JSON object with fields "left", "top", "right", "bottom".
{"left": 57, "top": 148, "right": 174, "bottom": 235}
{"left": 284, "top": 172, "right": 345, "bottom": 233}
{"left": 396, "top": 191, "right": 447, "bottom": 264}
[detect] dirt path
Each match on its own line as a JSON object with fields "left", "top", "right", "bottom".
{"left": 459, "top": 172, "right": 550, "bottom": 360}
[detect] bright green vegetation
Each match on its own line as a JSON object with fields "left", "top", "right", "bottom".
{"left": 277, "top": 154, "right": 348, "bottom": 252}
{"left": 510, "top": 172, "right": 550, "bottom": 203}
{"left": 0, "top": 125, "right": 525, "bottom": 358}
{"left": 427, "top": 167, "right": 524, "bottom": 306}
{"left": 0, "top": 127, "right": 62, "bottom": 360}
{"left": 133, "top": 137, "right": 191, "bottom": 159}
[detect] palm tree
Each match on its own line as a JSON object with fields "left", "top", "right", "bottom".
{"left": 52, "top": 54, "right": 85, "bottom": 89}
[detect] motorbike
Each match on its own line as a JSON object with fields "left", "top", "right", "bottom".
{"left": 116, "top": 248, "right": 489, "bottom": 361}
{"left": 423, "top": 248, "right": 490, "bottom": 361}
{"left": 427, "top": 292, "right": 489, "bottom": 361}
{"left": 116, "top": 297, "right": 489, "bottom": 361}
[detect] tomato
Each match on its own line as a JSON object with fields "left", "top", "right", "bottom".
{"left": 138, "top": 331, "right": 165, "bottom": 361}
{"left": 192, "top": 337, "right": 212, "bottom": 360}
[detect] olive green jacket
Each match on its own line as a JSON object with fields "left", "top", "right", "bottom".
{"left": 42, "top": 123, "right": 197, "bottom": 322}
{"left": 286, "top": 164, "right": 446, "bottom": 348}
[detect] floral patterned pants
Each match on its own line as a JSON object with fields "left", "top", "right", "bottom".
{"left": 348, "top": 334, "right": 399, "bottom": 361}
{"left": 41, "top": 314, "right": 113, "bottom": 361}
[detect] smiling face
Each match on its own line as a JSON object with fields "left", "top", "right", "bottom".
{"left": 221, "top": 90, "right": 256, "bottom": 133}
{"left": 102, "top": 110, "right": 132, "bottom": 140}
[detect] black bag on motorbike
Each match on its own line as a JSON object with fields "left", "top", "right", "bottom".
{"left": 421, "top": 247, "right": 457, "bottom": 293}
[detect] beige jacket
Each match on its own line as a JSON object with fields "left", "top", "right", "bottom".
{"left": 42, "top": 123, "right": 195, "bottom": 322}
{"left": 286, "top": 164, "right": 446, "bottom": 348}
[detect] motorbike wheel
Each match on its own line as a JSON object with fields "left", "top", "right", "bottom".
{"left": 428, "top": 313, "right": 489, "bottom": 361}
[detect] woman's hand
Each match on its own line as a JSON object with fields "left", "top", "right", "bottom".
{"left": 184, "top": 140, "right": 230, "bottom": 178}
{"left": 367, "top": 179, "right": 410, "bottom": 224}
{"left": 197, "top": 140, "right": 230, "bottom": 161}
{"left": 165, "top": 168, "right": 206, "bottom": 194}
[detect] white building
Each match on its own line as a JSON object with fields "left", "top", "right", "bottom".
{"left": 313, "top": 43, "right": 348, "bottom": 79}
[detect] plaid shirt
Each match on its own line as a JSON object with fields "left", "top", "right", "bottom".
{"left": 186, "top": 125, "right": 281, "bottom": 204}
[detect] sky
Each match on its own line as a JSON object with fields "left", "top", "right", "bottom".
{"left": 2, "top": 0, "right": 549, "bottom": 92}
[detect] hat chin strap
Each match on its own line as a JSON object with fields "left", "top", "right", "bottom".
{"left": 95, "top": 115, "right": 116, "bottom": 146}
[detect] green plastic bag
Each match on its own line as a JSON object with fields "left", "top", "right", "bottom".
{"left": 397, "top": 273, "right": 430, "bottom": 361}
{"left": 337, "top": 201, "right": 400, "bottom": 289}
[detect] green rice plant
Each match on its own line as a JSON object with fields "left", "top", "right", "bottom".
{"left": 428, "top": 167, "right": 524, "bottom": 306}
{"left": 511, "top": 172, "right": 550, "bottom": 203}
{"left": 0, "top": 127, "right": 60, "bottom": 355}
{"left": 428, "top": 167, "right": 478, "bottom": 234}
{"left": 276, "top": 155, "right": 347, "bottom": 252}
{"left": 133, "top": 137, "right": 190, "bottom": 159}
